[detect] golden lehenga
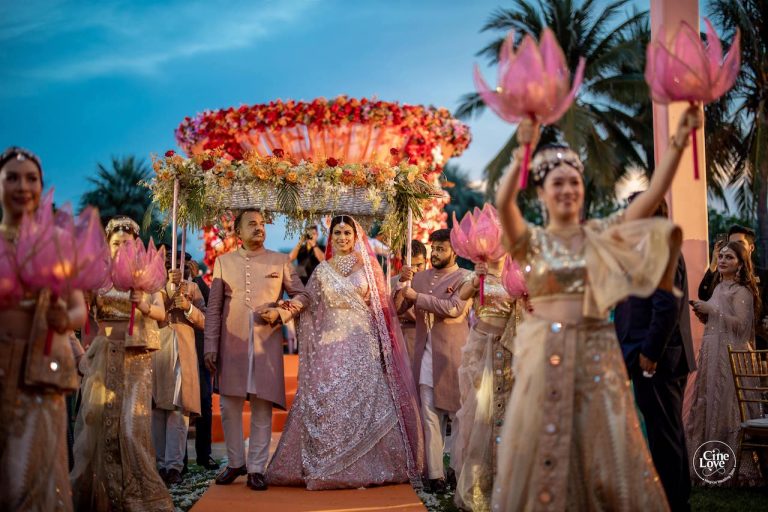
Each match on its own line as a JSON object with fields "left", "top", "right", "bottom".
{"left": 453, "top": 273, "right": 519, "bottom": 511}
{"left": 71, "top": 288, "right": 173, "bottom": 512}
{"left": 0, "top": 291, "right": 79, "bottom": 512}
{"left": 492, "top": 214, "right": 673, "bottom": 512}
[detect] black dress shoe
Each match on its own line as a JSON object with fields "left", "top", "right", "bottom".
{"left": 247, "top": 472, "right": 268, "bottom": 491}
{"left": 197, "top": 456, "right": 221, "bottom": 470}
{"left": 429, "top": 478, "right": 447, "bottom": 493}
{"left": 215, "top": 465, "right": 247, "bottom": 485}
{"left": 165, "top": 468, "right": 183, "bottom": 486}
{"left": 446, "top": 467, "right": 457, "bottom": 490}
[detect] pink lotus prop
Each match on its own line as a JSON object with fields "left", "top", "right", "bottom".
{"left": 16, "top": 191, "right": 76, "bottom": 296}
{"left": 451, "top": 204, "right": 507, "bottom": 305}
{"left": 17, "top": 192, "right": 112, "bottom": 352}
{"left": 111, "top": 238, "right": 166, "bottom": 336}
{"left": 73, "top": 207, "right": 112, "bottom": 335}
{"left": 645, "top": 18, "right": 741, "bottom": 179}
{"left": 474, "top": 28, "right": 585, "bottom": 187}
{"left": 0, "top": 236, "right": 21, "bottom": 307}
{"left": 501, "top": 255, "right": 528, "bottom": 298}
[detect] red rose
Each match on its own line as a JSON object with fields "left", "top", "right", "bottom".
{"left": 228, "top": 147, "right": 243, "bottom": 161}
{"left": 165, "top": 150, "right": 175, "bottom": 157}
{"left": 273, "top": 148, "right": 285, "bottom": 158}
{"left": 408, "top": 157, "right": 418, "bottom": 165}
{"left": 326, "top": 157, "right": 339, "bottom": 167}
{"left": 201, "top": 160, "right": 215, "bottom": 171}
{"left": 389, "top": 148, "right": 399, "bottom": 156}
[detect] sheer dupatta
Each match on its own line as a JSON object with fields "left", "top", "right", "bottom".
{"left": 325, "top": 220, "right": 426, "bottom": 484}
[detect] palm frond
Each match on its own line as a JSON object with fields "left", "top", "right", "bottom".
{"left": 454, "top": 92, "right": 487, "bottom": 120}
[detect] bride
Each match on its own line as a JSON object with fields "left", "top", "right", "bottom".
{"left": 266, "top": 215, "right": 425, "bottom": 489}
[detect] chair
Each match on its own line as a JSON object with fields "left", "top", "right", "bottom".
{"left": 727, "top": 346, "right": 768, "bottom": 480}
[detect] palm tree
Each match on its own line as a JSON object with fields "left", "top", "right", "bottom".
{"left": 457, "top": 0, "right": 652, "bottom": 217}
{"left": 707, "top": 0, "right": 768, "bottom": 265}
{"left": 79, "top": 156, "right": 169, "bottom": 244}
{"left": 443, "top": 163, "right": 486, "bottom": 226}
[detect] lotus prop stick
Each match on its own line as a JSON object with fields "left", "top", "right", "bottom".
{"left": 450, "top": 204, "right": 507, "bottom": 305}
{"left": 474, "top": 28, "right": 585, "bottom": 188}
{"left": 645, "top": 18, "right": 740, "bottom": 180}
{"left": 111, "top": 238, "right": 167, "bottom": 336}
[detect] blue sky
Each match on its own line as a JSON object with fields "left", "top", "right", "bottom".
{"left": 1, "top": 0, "right": 645, "bottom": 255}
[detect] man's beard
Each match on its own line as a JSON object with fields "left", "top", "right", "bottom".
{"left": 431, "top": 257, "right": 449, "bottom": 269}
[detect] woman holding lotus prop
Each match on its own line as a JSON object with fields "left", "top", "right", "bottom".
{"left": 71, "top": 217, "right": 173, "bottom": 512}
{"left": 480, "top": 27, "right": 705, "bottom": 511}
{"left": 0, "top": 147, "right": 87, "bottom": 512}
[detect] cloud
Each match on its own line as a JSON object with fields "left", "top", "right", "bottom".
{"left": 1, "top": 0, "right": 317, "bottom": 92}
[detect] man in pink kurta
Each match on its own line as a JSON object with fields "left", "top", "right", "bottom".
{"left": 204, "top": 210, "right": 308, "bottom": 491}
{"left": 391, "top": 239, "right": 428, "bottom": 362}
{"left": 394, "top": 229, "right": 471, "bottom": 492}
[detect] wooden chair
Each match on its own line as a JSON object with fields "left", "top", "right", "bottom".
{"left": 727, "top": 346, "right": 768, "bottom": 480}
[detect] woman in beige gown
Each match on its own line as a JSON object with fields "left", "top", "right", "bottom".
{"left": 686, "top": 241, "right": 762, "bottom": 485}
{"left": 71, "top": 217, "right": 174, "bottom": 512}
{"left": 492, "top": 106, "right": 701, "bottom": 511}
{"left": 453, "top": 257, "right": 521, "bottom": 511}
{"left": 0, "top": 147, "right": 86, "bottom": 512}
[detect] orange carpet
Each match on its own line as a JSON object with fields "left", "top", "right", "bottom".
{"left": 190, "top": 480, "right": 426, "bottom": 512}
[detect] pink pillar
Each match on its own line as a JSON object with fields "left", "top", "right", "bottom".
{"left": 650, "top": 0, "right": 707, "bottom": 402}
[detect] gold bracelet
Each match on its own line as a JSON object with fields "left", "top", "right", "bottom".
{"left": 669, "top": 135, "right": 689, "bottom": 152}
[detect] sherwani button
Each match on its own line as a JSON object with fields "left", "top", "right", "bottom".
{"left": 538, "top": 491, "right": 553, "bottom": 504}
{"left": 550, "top": 322, "right": 562, "bottom": 333}
{"left": 544, "top": 423, "right": 557, "bottom": 434}
{"left": 549, "top": 354, "right": 561, "bottom": 366}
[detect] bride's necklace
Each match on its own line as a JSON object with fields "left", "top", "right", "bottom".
{"left": 332, "top": 252, "right": 357, "bottom": 276}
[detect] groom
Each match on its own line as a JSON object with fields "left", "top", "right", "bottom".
{"left": 204, "top": 209, "right": 308, "bottom": 491}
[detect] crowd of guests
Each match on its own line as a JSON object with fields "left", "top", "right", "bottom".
{"left": 1, "top": 100, "right": 766, "bottom": 512}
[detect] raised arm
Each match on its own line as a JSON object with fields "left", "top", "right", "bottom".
{"left": 288, "top": 240, "right": 302, "bottom": 262}
{"left": 495, "top": 119, "right": 540, "bottom": 251}
{"left": 625, "top": 105, "right": 703, "bottom": 222}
